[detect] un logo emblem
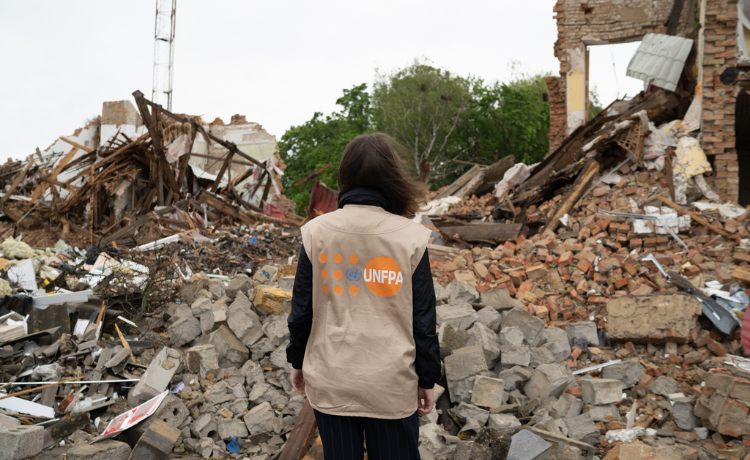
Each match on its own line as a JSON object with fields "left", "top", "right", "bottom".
{"left": 346, "top": 268, "right": 362, "bottom": 282}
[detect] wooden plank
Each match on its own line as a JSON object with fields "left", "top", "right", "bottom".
{"left": 732, "top": 266, "right": 750, "bottom": 283}
{"left": 474, "top": 155, "right": 515, "bottom": 196}
{"left": 301, "top": 437, "right": 324, "bottom": 460}
{"left": 197, "top": 191, "right": 255, "bottom": 225}
{"left": 0, "top": 159, "right": 35, "bottom": 205}
{"left": 60, "top": 137, "right": 93, "bottom": 153}
{"left": 211, "top": 150, "right": 235, "bottom": 192}
{"left": 43, "top": 177, "right": 80, "bottom": 193}
{"left": 439, "top": 223, "right": 524, "bottom": 242}
{"left": 190, "top": 152, "right": 256, "bottom": 167}
{"left": 434, "top": 165, "right": 482, "bottom": 200}
{"left": 29, "top": 147, "right": 80, "bottom": 201}
{"left": 655, "top": 195, "right": 733, "bottom": 239}
{"left": 545, "top": 160, "right": 599, "bottom": 235}
{"left": 665, "top": 0, "right": 685, "bottom": 35}
{"left": 279, "top": 400, "right": 317, "bottom": 460}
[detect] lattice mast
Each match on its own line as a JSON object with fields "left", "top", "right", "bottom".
{"left": 152, "top": 0, "right": 176, "bottom": 111}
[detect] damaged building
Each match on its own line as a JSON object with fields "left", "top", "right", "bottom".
{"left": 546, "top": 0, "right": 750, "bottom": 204}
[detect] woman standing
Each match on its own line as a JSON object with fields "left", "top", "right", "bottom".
{"left": 286, "top": 133, "right": 441, "bottom": 459}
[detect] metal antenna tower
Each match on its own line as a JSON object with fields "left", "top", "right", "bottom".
{"left": 152, "top": 0, "right": 176, "bottom": 111}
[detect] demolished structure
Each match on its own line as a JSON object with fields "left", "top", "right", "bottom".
{"left": 2, "top": 2, "right": 750, "bottom": 457}
{"left": 547, "top": 0, "right": 748, "bottom": 204}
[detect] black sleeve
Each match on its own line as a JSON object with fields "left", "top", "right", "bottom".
{"left": 412, "top": 248, "right": 441, "bottom": 389}
{"left": 286, "top": 244, "right": 313, "bottom": 370}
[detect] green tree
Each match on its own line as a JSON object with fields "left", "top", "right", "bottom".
{"left": 279, "top": 84, "right": 372, "bottom": 214}
{"left": 447, "top": 70, "right": 550, "bottom": 185}
{"left": 372, "top": 60, "right": 472, "bottom": 183}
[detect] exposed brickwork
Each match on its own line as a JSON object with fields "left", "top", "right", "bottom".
{"left": 702, "top": 0, "right": 739, "bottom": 201}
{"left": 546, "top": 76, "right": 566, "bottom": 153}
{"left": 549, "top": 0, "right": 691, "bottom": 150}
{"left": 549, "top": 0, "right": 740, "bottom": 202}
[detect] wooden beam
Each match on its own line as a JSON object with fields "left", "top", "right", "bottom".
{"left": 211, "top": 150, "right": 235, "bottom": 192}
{"left": 732, "top": 266, "right": 750, "bottom": 283}
{"left": 655, "top": 195, "right": 733, "bottom": 239}
{"left": 43, "top": 177, "right": 80, "bottom": 193}
{"left": 61, "top": 137, "right": 93, "bottom": 153}
{"left": 545, "top": 160, "right": 599, "bottom": 235}
{"left": 197, "top": 190, "right": 255, "bottom": 225}
{"left": 1, "top": 159, "right": 35, "bottom": 205}
{"left": 279, "top": 400, "right": 317, "bottom": 460}
{"left": 29, "top": 147, "right": 79, "bottom": 201}
{"left": 190, "top": 152, "right": 256, "bottom": 167}
{"left": 439, "top": 223, "right": 524, "bottom": 243}
{"left": 665, "top": 0, "right": 685, "bottom": 35}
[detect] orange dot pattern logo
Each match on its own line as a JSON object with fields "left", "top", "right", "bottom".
{"left": 318, "top": 253, "right": 403, "bottom": 298}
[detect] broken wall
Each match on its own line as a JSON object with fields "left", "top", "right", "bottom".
{"left": 549, "top": 0, "right": 695, "bottom": 146}
{"left": 703, "top": 0, "right": 740, "bottom": 201}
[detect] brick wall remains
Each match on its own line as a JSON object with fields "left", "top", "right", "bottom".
{"left": 549, "top": 0, "right": 694, "bottom": 150}
{"left": 702, "top": 0, "right": 739, "bottom": 201}
{"left": 546, "top": 76, "right": 566, "bottom": 153}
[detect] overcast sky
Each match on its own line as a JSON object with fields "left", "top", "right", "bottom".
{"left": 0, "top": 1, "right": 645, "bottom": 162}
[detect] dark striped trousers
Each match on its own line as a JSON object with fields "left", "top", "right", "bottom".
{"left": 313, "top": 409, "right": 420, "bottom": 459}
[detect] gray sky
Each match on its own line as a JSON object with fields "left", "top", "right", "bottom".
{"left": 0, "top": 1, "right": 644, "bottom": 162}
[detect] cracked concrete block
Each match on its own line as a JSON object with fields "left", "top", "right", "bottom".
{"left": 480, "top": 288, "right": 522, "bottom": 310}
{"left": 466, "top": 322, "right": 502, "bottom": 368}
{"left": 226, "top": 292, "right": 264, "bottom": 347}
{"left": 564, "top": 322, "right": 599, "bottom": 347}
{"left": 499, "top": 345, "right": 530, "bottom": 369}
{"left": 253, "top": 285, "right": 292, "bottom": 315}
{"left": 601, "top": 360, "right": 644, "bottom": 389}
{"left": 540, "top": 327, "right": 571, "bottom": 362}
{"left": 67, "top": 440, "right": 131, "bottom": 460}
{"left": 444, "top": 346, "right": 489, "bottom": 404}
{"left": 564, "top": 414, "right": 600, "bottom": 446}
{"left": 127, "top": 419, "right": 180, "bottom": 460}
{"left": 488, "top": 414, "right": 521, "bottom": 436}
{"left": 0, "top": 425, "right": 43, "bottom": 460}
{"left": 453, "top": 402, "right": 490, "bottom": 425}
{"left": 131, "top": 347, "right": 182, "bottom": 402}
{"left": 471, "top": 376, "right": 506, "bottom": 409}
{"left": 524, "top": 363, "right": 574, "bottom": 401}
{"left": 476, "top": 306, "right": 503, "bottom": 333}
{"left": 502, "top": 310, "right": 544, "bottom": 347}
{"left": 606, "top": 293, "right": 702, "bottom": 343}
{"left": 209, "top": 325, "right": 249, "bottom": 369}
{"left": 225, "top": 274, "right": 253, "bottom": 301}
{"left": 439, "top": 323, "right": 469, "bottom": 356}
{"left": 581, "top": 379, "right": 623, "bottom": 405}
{"left": 217, "top": 418, "right": 248, "bottom": 440}
{"left": 243, "top": 402, "right": 281, "bottom": 435}
{"left": 436, "top": 303, "right": 478, "bottom": 330}
{"left": 499, "top": 326, "right": 525, "bottom": 347}
{"left": 167, "top": 307, "right": 201, "bottom": 348}
{"left": 446, "top": 280, "right": 479, "bottom": 304}
{"left": 506, "top": 429, "right": 552, "bottom": 460}
{"left": 498, "top": 366, "right": 532, "bottom": 391}
{"left": 672, "top": 396, "right": 698, "bottom": 431}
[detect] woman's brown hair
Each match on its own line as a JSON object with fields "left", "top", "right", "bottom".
{"left": 338, "top": 133, "right": 427, "bottom": 218}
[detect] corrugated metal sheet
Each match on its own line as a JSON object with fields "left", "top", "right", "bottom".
{"left": 626, "top": 33, "right": 694, "bottom": 92}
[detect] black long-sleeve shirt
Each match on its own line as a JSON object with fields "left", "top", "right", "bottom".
{"left": 286, "top": 189, "right": 441, "bottom": 390}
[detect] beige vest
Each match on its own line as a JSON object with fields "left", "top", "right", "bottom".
{"left": 300, "top": 205, "right": 431, "bottom": 419}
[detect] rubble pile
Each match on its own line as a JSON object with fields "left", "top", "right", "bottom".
{"left": 0, "top": 91, "right": 302, "bottom": 251}
{"left": 0, "top": 255, "right": 303, "bottom": 460}
{"left": 409, "top": 90, "right": 750, "bottom": 459}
